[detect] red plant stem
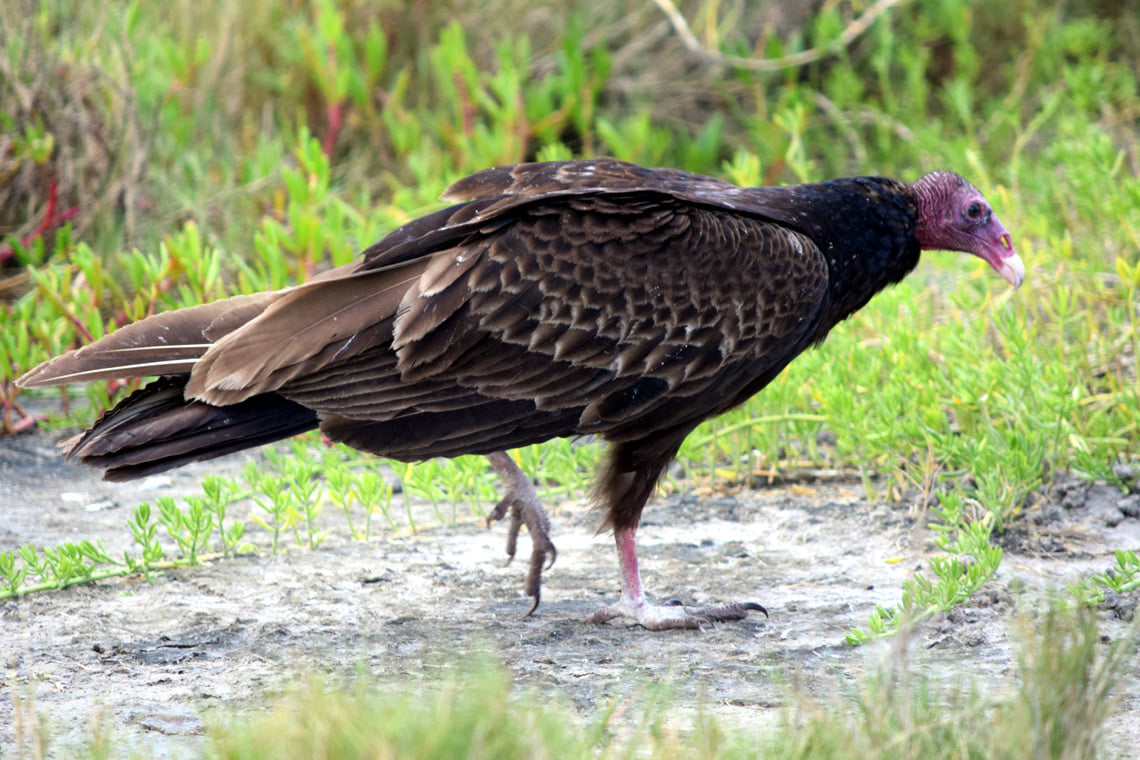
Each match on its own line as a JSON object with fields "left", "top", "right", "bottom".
{"left": 54, "top": 205, "right": 81, "bottom": 226}
{"left": 0, "top": 180, "right": 82, "bottom": 262}
{"left": 322, "top": 101, "right": 344, "bottom": 157}
{"left": 10, "top": 411, "right": 46, "bottom": 434}
{"left": 38, "top": 181, "right": 58, "bottom": 235}
{"left": 62, "top": 310, "right": 95, "bottom": 343}
{"left": 0, "top": 385, "right": 49, "bottom": 435}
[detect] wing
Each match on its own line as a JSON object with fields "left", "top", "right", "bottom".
{"left": 277, "top": 192, "right": 830, "bottom": 449}
{"left": 358, "top": 158, "right": 832, "bottom": 272}
{"left": 18, "top": 160, "right": 832, "bottom": 462}
{"left": 184, "top": 160, "right": 830, "bottom": 404}
{"left": 155, "top": 160, "right": 830, "bottom": 457}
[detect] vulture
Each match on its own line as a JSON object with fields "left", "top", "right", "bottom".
{"left": 18, "top": 158, "right": 1024, "bottom": 630}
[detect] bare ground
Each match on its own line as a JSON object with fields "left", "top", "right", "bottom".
{"left": 2, "top": 429, "right": 1139, "bottom": 757}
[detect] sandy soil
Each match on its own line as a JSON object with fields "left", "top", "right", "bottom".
{"left": 2, "top": 429, "right": 1138, "bottom": 757}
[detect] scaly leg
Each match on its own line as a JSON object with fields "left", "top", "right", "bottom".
{"left": 485, "top": 451, "right": 557, "bottom": 616}
{"left": 585, "top": 525, "right": 766, "bottom": 630}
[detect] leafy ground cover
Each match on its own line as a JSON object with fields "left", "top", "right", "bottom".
{"left": 2, "top": 0, "right": 1138, "bottom": 756}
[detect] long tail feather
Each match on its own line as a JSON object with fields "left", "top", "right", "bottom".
{"left": 66, "top": 377, "right": 318, "bottom": 481}
{"left": 15, "top": 293, "right": 278, "bottom": 389}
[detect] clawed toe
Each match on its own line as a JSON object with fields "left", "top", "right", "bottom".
{"left": 485, "top": 452, "right": 557, "bottom": 616}
{"left": 491, "top": 499, "right": 556, "bottom": 616}
{"left": 586, "top": 597, "right": 766, "bottom": 631}
{"left": 589, "top": 527, "right": 764, "bottom": 631}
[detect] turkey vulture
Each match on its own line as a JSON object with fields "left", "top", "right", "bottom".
{"left": 18, "top": 158, "right": 1023, "bottom": 630}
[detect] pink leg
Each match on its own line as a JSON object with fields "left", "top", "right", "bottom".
{"left": 586, "top": 525, "right": 766, "bottom": 631}
{"left": 616, "top": 526, "right": 646, "bottom": 609}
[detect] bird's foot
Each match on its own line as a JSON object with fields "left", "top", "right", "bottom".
{"left": 485, "top": 452, "right": 557, "bottom": 616}
{"left": 585, "top": 597, "right": 766, "bottom": 631}
{"left": 486, "top": 492, "right": 557, "bottom": 615}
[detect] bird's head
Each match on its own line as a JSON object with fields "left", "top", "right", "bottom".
{"left": 912, "top": 171, "right": 1024, "bottom": 289}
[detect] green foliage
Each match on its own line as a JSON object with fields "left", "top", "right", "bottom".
{"left": 1070, "top": 549, "right": 1140, "bottom": 605}
{"left": 847, "top": 514, "right": 1003, "bottom": 644}
{"left": 780, "top": 603, "right": 1135, "bottom": 760}
{"left": 208, "top": 663, "right": 594, "bottom": 760}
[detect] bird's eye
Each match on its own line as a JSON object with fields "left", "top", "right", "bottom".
{"left": 966, "top": 202, "right": 982, "bottom": 220}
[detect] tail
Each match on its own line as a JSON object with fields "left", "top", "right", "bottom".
{"left": 63, "top": 376, "right": 319, "bottom": 481}
{"left": 16, "top": 292, "right": 319, "bottom": 481}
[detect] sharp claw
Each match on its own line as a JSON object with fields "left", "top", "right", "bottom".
{"left": 743, "top": 601, "right": 769, "bottom": 618}
{"left": 524, "top": 590, "right": 540, "bottom": 618}
{"left": 484, "top": 451, "right": 558, "bottom": 619}
{"left": 526, "top": 550, "right": 543, "bottom": 594}
{"left": 585, "top": 599, "right": 766, "bottom": 629}
{"left": 486, "top": 496, "right": 512, "bottom": 526}
{"left": 585, "top": 607, "right": 618, "bottom": 625}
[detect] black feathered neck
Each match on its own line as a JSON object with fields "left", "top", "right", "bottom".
{"left": 747, "top": 176, "right": 921, "bottom": 341}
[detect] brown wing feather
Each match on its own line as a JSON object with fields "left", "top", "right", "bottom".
{"left": 356, "top": 158, "right": 839, "bottom": 276}
{"left": 186, "top": 262, "right": 428, "bottom": 404}
{"left": 439, "top": 158, "right": 816, "bottom": 229}
{"left": 20, "top": 160, "right": 830, "bottom": 468}
{"left": 15, "top": 293, "right": 278, "bottom": 388}
{"left": 283, "top": 192, "right": 829, "bottom": 459}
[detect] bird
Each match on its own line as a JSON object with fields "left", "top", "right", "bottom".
{"left": 17, "top": 158, "right": 1024, "bottom": 630}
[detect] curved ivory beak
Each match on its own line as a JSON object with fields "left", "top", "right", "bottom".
{"left": 980, "top": 223, "right": 1025, "bottom": 289}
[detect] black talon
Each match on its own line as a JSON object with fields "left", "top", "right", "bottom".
{"left": 743, "top": 602, "right": 769, "bottom": 618}
{"left": 485, "top": 451, "right": 557, "bottom": 617}
{"left": 524, "top": 591, "right": 540, "bottom": 618}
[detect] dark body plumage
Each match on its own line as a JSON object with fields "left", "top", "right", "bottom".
{"left": 19, "top": 158, "right": 1020, "bottom": 629}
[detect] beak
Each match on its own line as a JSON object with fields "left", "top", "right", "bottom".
{"left": 979, "top": 220, "right": 1025, "bottom": 289}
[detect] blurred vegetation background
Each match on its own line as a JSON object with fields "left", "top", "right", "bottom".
{"left": 3, "top": 0, "right": 1136, "bottom": 267}
{"left": 1, "top": 0, "right": 1138, "bottom": 624}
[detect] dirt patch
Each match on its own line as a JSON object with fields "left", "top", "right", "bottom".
{"left": 2, "top": 430, "right": 1139, "bottom": 756}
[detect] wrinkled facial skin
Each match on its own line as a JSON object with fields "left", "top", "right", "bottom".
{"left": 915, "top": 172, "right": 1025, "bottom": 288}
{"left": 955, "top": 191, "right": 1024, "bottom": 288}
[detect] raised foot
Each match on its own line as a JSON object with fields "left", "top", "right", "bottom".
{"left": 485, "top": 451, "right": 557, "bottom": 616}
{"left": 585, "top": 598, "right": 767, "bottom": 631}
{"left": 486, "top": 491, "right": 556, "bottom": 616}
